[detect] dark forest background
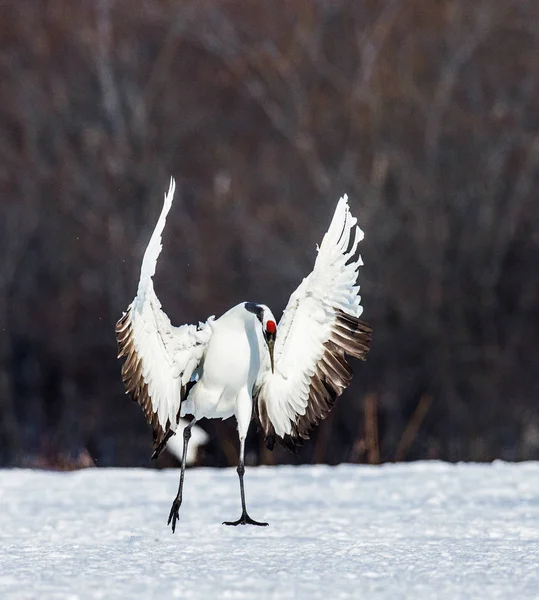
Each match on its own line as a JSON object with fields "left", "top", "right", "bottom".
{"left": 1, "top": 0, "right": 538, "bottom": 469}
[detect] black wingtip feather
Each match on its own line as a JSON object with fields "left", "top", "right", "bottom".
{"left": 267, "top": 311, "right": 372, "bottom": 452}
{"left": 151, "top": 429, "right": 176, "bottom": 460}
{"left": 116, "top": 306, "right": 180, "bottom": 460}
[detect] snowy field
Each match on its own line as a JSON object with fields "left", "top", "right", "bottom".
{"left": 1, "top": 463, "right": 538, "bottom": 599}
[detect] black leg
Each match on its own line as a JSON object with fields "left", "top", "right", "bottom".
{"left": 223, "top": 460, "right": 268, "bottom": 527}
{"left": 167, "top": 420, "right": 195, "bottom": 533}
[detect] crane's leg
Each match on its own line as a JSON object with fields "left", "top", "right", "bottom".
{"left": 224, "top": 394, "right": 268, "bottom": 527}
{"left": 167, "top": 419, "right": 196, "bottom": 533}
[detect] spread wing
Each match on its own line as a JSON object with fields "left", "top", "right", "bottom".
{"left": 255, "top": 195, "right": 372, "bottom": 451}
{"left": 115, "top": 178, "right": 212, "bottom": 458}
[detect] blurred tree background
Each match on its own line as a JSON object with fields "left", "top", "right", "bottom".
{"left": 0, "top": 0, "right": 538, "bottom": 469}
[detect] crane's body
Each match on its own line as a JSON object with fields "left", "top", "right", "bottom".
{"left": 116, "top": 179, "right": 372, "bottom": 531}
{"left": 181, "top": 303, "right": 272, "bottom": 423}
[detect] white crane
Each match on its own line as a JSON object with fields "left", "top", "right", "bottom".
{"left": 116, "top": 179, "right": 372, "bottom": 532}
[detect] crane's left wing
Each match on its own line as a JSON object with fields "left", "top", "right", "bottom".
{"left": 255, "top": 195, "right": 372, "bottom": 451}
{"left": 116, "top": 179, "right": 212, "bottom": 458}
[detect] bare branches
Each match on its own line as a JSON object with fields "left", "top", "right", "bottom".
{"left": 1, "top": 0, "right": 539, "bottom": 466}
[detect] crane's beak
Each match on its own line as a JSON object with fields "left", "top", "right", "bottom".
{"left": 266, "top": 335, "right": 275, "bottom": 374}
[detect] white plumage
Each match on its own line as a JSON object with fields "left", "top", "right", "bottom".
{"left": 116, "top": 178, "right": 372, "bottom": 531}
{"left": 116, "top": 180, "right": 213, "bottom": 448}
{"left": 255, "top": 196, "right": 368, "bottom": 444}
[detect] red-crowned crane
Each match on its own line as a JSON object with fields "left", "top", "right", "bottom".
{"left": 116, "top": 179, "right": 372, "bottom": 532}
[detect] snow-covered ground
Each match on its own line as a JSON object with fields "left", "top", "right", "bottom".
{"left": 1, "top": 462, "right": 538, "bottom": 599}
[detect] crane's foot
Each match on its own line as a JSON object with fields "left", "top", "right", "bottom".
{"left": 167, "top": 497, "right": 182, "bottom": 533}
{"left": 223, "top": 511, "right": 268, "bottom": 527}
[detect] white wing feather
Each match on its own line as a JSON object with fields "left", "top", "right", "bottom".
{"left": 256, "top": 195, "right": 371, "bottom": 447}
{"left": 116, "top": 179, "right": 212, "bottom": 452}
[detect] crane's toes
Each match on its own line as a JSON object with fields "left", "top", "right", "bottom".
{"left": 167, "top": 498, "right": 182, "bottom": 533}
{"left": 223, "top": 512, "right": 268, "bottom": 527}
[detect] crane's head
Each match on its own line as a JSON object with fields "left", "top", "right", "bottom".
{"left": 244, "top": 302, "right": 277, "bottom": 374}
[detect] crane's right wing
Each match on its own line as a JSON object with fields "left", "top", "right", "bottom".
{"left": 115, "top": 179, "right": 212, "bottom": 458}
{"left": 255, "top": 195, "right": 372, "bottom": 451}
